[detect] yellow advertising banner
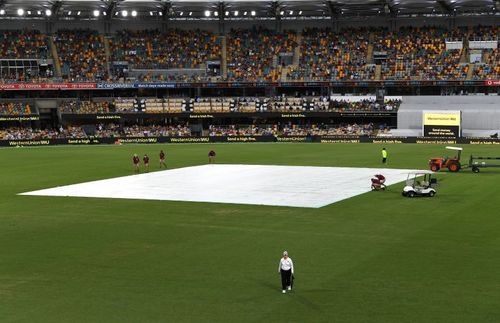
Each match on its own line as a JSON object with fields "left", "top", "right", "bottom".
{"left": 423, "top": 112, "right": 461, "bottom": 126}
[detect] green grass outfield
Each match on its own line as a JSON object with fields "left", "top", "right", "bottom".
{"left": 1, "top": 143, "right": 500, "bottom": 322}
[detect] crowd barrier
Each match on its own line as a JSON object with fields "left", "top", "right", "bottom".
{"left": 2, "top": 136, "right": 500, "bottom": 147}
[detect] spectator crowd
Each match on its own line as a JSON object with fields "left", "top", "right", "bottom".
{"left": 0, "top": 26, "right": 497, "bottom": 83}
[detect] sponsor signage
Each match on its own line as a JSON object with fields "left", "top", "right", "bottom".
{"left": 0, "top": 83, "right": 97, "bottom": 90}
{"left": 0, "top": 115, "right": 40, "bottom": 122}
{"left": 2, "top": 136, "right": 500, "bottom": 147}
{"left": 0, "top": 80, "right": 498, "bottom": 91}
{"left": 422, "top": 110, "right": 461, "bottom": 137}
{"left": 485, "top": 80, "right": 500, "bottom": 86}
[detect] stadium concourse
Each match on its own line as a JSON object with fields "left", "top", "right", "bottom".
{"left": 21, "top": 164, "right": 419, "bottom": 208}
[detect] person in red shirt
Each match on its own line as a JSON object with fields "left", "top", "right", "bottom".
{"left": 143, "top": 154, "right": 150, "bottom": 173}
{"left": 208, "top": 150, "right": 216, "bottom": 164}
{"left": 159, "top": 150, "right": 166, "bottom": 169}
{"left": 132, "top": 154, "right": 140, "bottom": 173}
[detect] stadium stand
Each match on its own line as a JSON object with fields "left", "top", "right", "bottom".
{"left": 110, "top": 29, "right": 221, "bottom": 70}
{"left": 289, "top": 28, "right": 375, "bottom": 81}
{"left": 227, "top": 27, "right": 297, "bottom": 82}
{"left": 0, "top": 102, "right": 33, "bottom": 115}
{"left": 55, "top": 29, "right": 108, "bottom": 82}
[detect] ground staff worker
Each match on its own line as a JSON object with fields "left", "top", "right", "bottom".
{"left": 382, "top": 148, "right": 388, "bottom": 164}
{"left": 278, "top": 251, "right": 294, "bottom": 293}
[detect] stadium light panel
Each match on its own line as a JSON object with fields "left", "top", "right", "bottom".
{"left": 179, "top": 11, "right": 183, "bottom": 16}
{"left": 251, "top": 10, "right": 256, "bottom": 16}
{"left": 93, "top": 10, "right": 100, "bottom": 17}
{"left": 131, "top": 10, "right": 137, "bottom": 17}
{"left": 149, "top": 11, "right": 153, "bottom": 16}
{"left": 298, "top": 10, "right": 302, "bottom": 15}
{"left": 225, "top": 11, "right": 229, "bottom": 16}
{"left": 122, "top": 10, "right": 128, "bottom": 17}
{"left": 214, "top": 11, "right": 218, "bottom": 16}
{"left": 27, "top": 11, "right": 32, "bottom": 15}
{"left": 289, "top": 10, "right": 293, "bottom": 15}
{"left": 204, "top": 10, "right": 210, "bottom": 17}
{"left": 103, "top": 11, "right": 107, "bottom": 16}
{"left": 189, "top": 11, "right": 192, "bottom": 16}
{"left": 17, "top": 8, "right": 24, "bottom": 16}
{"left": 243, "top": 11, "right": 247, "bottom": 15}
{"left": 234, "top": 10, "right": 238, "bottom": 16}
{"left": 0, "top": 9, "right": 5, "bottom": 15}
{"left": 280, "top": 10, "right": 284, "bottom": 15}
{"left": 77, "top": 11, "right": 81, "bottom": 16}
{"left": 37, "top": 10, "right": 42, "bottom": 15}
{"left": 68, "top": 11, "right": 72, "bottom": 15}
{"left": 159, "top": 11, "right": 163, "bottom": 16}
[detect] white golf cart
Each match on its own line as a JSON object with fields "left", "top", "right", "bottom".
{"left": 402, "top": 171, "right": 437, "bottom": 198}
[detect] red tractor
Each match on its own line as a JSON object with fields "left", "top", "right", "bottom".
{"left": 429, "top": 146, "right": 463, "bottom": 172}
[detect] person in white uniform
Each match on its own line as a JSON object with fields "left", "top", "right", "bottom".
{"left": 278, "top": 251, "right": 294, "bottom": 293}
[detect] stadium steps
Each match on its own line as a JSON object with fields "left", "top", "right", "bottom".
{"left": 367, "top": 32, "right": 375, "bottom": 64}
{"left": 483, "top": 50, "right": 491, "bottom": 63}
{"left": 103, "top": 36, "right": 112, "bottom": 77}
{"left": 281, "top": 66, "right": 288, "bottom": 82}
{"left": 375, "top": 65, "right": 382, "bottom": 81}
{"left": 48, "top": 36, "right": 62, "bottom": 77}
{"left": 293, "top": 34, "right": 302, "bottom": 67}
{"left": 460, "top": 33, "right": 470, "bottom": 63}
{"left": 221, "top": 36, "right": 227, "bottom": 78}
{"left": 467, "top": 63, "right": 475, "bottom": 80}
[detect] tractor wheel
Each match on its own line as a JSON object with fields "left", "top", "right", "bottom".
{"left": 448, "top": 162, "right": 460, "bottom": 172}
{"left": 430, "top": 164, "right": 440, "bottom": 172}
{"left": 428, "top": 191, "right": 435, "bottom": 197}
{"left": 408, "top": 191, "right": 415, "bottom": 198}
{"left": 472, "top": 166, "right": 480, "bottom": 173}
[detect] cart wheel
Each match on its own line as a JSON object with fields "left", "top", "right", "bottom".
{"left": 448, "top": 163, "right": 460, "bottom": 172}
{"left": 472, "top": 167, "right": 480, "bottom": 173}
{"left": 428, "top": 191, "right": 435, "bottom": 197}
{"left": 408, "top": 191, "right": 415, "bottom": 198}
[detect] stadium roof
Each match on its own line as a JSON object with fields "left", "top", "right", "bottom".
{"left": 0, "top": 0, "right": 497, "bottom": 20}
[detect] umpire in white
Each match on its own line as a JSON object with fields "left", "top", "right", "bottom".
{"left": 278, "top": 251, "right": 294, "bottom": 293}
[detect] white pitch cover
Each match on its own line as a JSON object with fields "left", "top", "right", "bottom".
{"left": 20, "top": 164, "right": 420, "bottom": 208}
